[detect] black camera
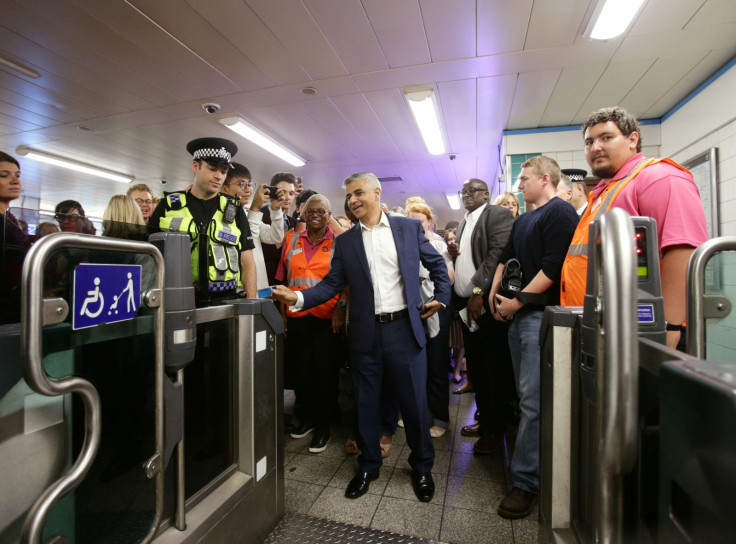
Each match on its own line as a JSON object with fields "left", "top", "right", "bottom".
{"left": 265, "top": 185, "right": 280, "bottom": 199}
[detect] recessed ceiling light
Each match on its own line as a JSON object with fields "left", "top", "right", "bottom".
{"left": 77, "top": 126, "right": 94, "bottom": 132}
{"left": 300, "top": 87, "right": 317, "bottom": 96}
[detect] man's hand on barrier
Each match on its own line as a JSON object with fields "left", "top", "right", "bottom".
{"left": 271, "top": 285, "right": 298, "bottom": 306}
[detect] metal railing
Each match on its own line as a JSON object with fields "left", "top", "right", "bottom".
{"left": 686, "top": 237, "right": 736, "bottom": 359}
{"left": 19, "top": 232, "right": 166, "bottom": 544}
{"left": 591, "top": 209, "right": 639, "bottom": 544}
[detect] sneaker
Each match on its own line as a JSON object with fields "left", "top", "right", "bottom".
{"left": 497, "top": 486, "right": 538, "bottom": 519}
{"left": 308, "top": 430, "right": 330, "bottom": 453}
{"left": 290, "top": 423, "right": 316, "bottom": 439}
{"left": 430, "top": 426, "right": 446, "bottom": 438}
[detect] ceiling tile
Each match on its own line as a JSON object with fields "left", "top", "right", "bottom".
{"left": 687, "top": 0, "right": 736, "bottom": 27}
{"left": 421, "top": 0, "right": 476, "bottom": 62}
{"left": 438, "top": 79, "right": 477, "bottom": 155}
{"left": 507, "top": 69, "right": 562, "bottom": 129}
{"left": 126, "top": 0, "right": 274, "bottom": 90}
{"left": 330, "top": 94, "right": 400, "bottom": 158}
{"left": 477, "top": 0, "right": 531, "bottom": 56}
{"left": 364, "top": 88, "right": 424, "bottom": 156}
{"left": 620, "top": 51, "right": 709, "bottom": 116}
{"left": 362, "top": 0, "right": 431, "bottom": 68}
{"left": 573, "top": 58, "right": 657, "bottom": 122}
{"left": 303, "top": 0, "right": 388, "bottom": 74}
{"left": 643, "top": 48, "right": 736, "bottom": 118}
{"left": 525, "top": 0, "right": 590, "bottom": 50}
{"left": 243, "top": 0, "right": 349, "bottom": 81}
{"left": 539, "top": 62, "right": 608, "bottom": 126}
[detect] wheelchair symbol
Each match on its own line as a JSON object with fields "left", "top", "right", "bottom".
{"left": 80, "top": 277, "right": 105, "bottom": 318}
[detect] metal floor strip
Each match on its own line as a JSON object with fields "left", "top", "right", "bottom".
{"left": 262, "top": 513, "right": 449, "bottom": 544}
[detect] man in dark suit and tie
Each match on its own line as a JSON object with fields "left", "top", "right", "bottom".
{"left": 273, "top": 172, "right": 450, "bottom": 502}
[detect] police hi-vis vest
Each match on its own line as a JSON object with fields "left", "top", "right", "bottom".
{"left": 559, "top": 157, "right": 689, "bottom": 306}
{"left": 282, "top": 230, "right": 338, "bottom": 319}
{"left": 159, "top": 192, "right": 242, "bottom": 292}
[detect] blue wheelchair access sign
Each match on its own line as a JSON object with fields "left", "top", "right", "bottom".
{"left": 73, "top": 263, "right": 142, "bottom": 330}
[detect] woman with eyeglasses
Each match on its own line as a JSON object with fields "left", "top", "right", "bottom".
{"left": 275, "top": 194, "right": 347, "bottom": 454}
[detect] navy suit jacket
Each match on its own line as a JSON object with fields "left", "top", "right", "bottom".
{"left": 301, "top": 214, "right": 451, "bottom": 353}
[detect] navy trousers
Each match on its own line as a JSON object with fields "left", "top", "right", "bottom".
{"left": 350, "top": 316, "right": 434, "bottom": 474}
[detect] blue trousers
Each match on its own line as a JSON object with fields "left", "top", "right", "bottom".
{"left": 507, "top": 309, "right": 543, "bottom": 493}
{"left": 351, "top": 317, "right": 434, "bottom": 474}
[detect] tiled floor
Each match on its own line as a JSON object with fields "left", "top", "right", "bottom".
{"left": 283, "top": 372, "right": 538, "bottom": 544}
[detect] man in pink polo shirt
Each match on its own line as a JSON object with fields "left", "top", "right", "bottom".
{"left": 560, "top": 106, "right": 708, "bottom": 349}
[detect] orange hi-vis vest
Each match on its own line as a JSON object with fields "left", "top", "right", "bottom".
{"left": 559, "top": 157, "right": 691, "bottom": 306}
{"left": 283, "top": 230, "right": 338, "bottom": 319}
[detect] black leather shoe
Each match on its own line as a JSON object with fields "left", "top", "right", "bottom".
{"left": 411, "top": 472, "right": 435, "bottom": 502}
{"left": 345, "top": 471, "right": 379, "bottom": 499}
{"left": 461, "top": 423, "right": 481, "bottom": 437}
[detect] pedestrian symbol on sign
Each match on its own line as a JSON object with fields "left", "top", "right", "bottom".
{"left": 73, "top": 264, "right": 142, "bottom": 330}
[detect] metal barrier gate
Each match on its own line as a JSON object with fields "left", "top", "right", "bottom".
{"left": 0, "top": 230, "right": 284, "bottom": 544}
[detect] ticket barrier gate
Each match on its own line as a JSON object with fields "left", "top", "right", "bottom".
{"left": 540, "top": 210, "right": 692, "bottom": 544}
{"left": 0, "top": 231, "right": 284, "bottom": 544}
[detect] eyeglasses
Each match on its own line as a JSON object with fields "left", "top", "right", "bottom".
{"left": 135, "top": 198, "right": 153, "bottom": 205}
{"left": 304, "top": 209, "right": 328, "bottom": 216}
{"left": 229, "top": 181, "right": 254, "bottom": 189}
{"left": 54, "top": 211, "right": 80, "bottom": 222}
{"left": 458, "top": 187, "right": 486, "bottom": 196}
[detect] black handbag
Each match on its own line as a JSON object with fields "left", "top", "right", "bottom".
{"left": 500, "top": 258, "right": 554, "bottom": 306}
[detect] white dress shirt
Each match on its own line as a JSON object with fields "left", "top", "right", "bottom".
{"left": 361, "top": 211, "right": 406, "bottom": 314}
{"left": 454, "top": 204, "right": 487, "bottom": 297}
{"left": 246, "top": 206, "right": 284, "bottom": 289}
{"left": 292, "top": 211, "right": 406, "bottom": 313}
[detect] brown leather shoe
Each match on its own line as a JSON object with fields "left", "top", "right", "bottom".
{"left": 460, "top": 423, "right": 480, "bottom": 437}
{"left": 472, "top": 435, "right": 499, "bottom": 455}
{"left": 497, "top": 486, "right": 538, "bottom": 519}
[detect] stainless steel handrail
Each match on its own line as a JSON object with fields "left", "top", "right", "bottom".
{"left": 594, "top": 209, "right": 639, "bottom": 544}
{"left": 19, "top": 232, "right": 166, "bottom": 544}
{"left": 686, "top": 237, "right": 736, "bottom": 358}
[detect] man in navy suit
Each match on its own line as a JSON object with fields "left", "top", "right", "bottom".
{"left": 273, "top": 172, "right": 451, "bottom": 502}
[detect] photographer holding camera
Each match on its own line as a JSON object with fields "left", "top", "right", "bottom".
{"left": 489, "top": 155, "right": 578, "bottom": 519}
{"left": 260, "top": 172, "right": 299, "bottom": 285}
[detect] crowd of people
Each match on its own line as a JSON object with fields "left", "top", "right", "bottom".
{"left": 0, "top": 106, "right": 709, "bottom": 517}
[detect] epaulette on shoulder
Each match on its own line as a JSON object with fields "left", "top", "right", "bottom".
{"left": 167, "top": 191, "right": 186, "bottom": 210}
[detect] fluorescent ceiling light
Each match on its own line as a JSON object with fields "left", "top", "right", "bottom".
{"left": 584, "top": 0, "right": 646, "bottom": 41}
{"left": 219, "top": 116, "right": 306, "bottom": 167}
{"left": 16, "top": 146, "right": 134, "bottom": 183}
{"left": 0, "top": 55, "right": 40, "bottom": 79}
{"left": 446, "top": 193, "right": 461, "bottom": 210}
{"left": 404, "top": 87, "right": 446, "bottom": 156}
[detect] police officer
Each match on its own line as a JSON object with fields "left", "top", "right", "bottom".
{"left": 149, "top": 137, "right": 256, "bottom": 301}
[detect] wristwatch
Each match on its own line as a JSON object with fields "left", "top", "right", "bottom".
{"left": 472, "top": 286, "right": 484, "bottom": 297}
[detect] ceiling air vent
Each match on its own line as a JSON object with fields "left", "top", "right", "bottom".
{"left": 378, "top": 176, "right": 403, "bottom": 182}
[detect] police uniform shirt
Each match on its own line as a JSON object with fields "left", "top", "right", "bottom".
{"left": 149, "top": 190, "right": 255, "bottom": 253}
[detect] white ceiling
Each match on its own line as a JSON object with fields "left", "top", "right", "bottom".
{"left": 1, "top": 0, "right": 735, "bottom": 225}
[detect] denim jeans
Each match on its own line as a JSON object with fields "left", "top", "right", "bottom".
{"left": 507, "top": 309, "right": 543, "bottom": 494}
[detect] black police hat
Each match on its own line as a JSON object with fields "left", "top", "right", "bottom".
{"left": 561, "top": 168, "right": 587, "bottom": 183}
{"left": 186, "top": 137, "right": 238, "bottom": 168}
